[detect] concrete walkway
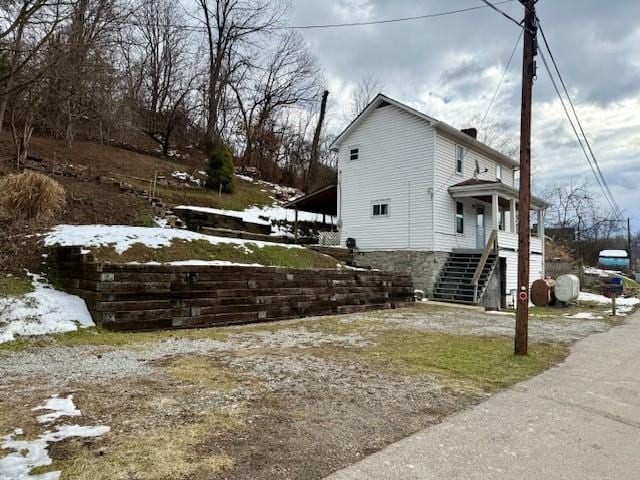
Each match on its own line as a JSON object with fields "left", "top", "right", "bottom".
{"left": 328, "top": 310, "right": 640, "bottom": 480}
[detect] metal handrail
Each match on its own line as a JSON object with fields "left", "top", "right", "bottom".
{"left": 472, "top": 229, "right": 498, "bottom": 302}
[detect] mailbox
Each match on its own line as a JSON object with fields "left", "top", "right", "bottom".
{"left": 602, "top": 277, "right": 623, "bottom": 298}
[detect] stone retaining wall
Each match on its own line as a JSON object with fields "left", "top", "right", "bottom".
{"left": 352, "top": 250, "right": 449, "bottom": 296}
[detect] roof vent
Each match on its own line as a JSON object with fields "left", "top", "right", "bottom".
{"left": 461, "top": 128, "right": 478, "bottom": 139}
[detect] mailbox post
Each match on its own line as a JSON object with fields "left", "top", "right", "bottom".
{"left": 602, "top": 277, "right": 624, "bottom": 316}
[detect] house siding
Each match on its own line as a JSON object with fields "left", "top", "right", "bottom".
{"left": 433, "top": 131, "right": 516, "bottom": 251}
{"left": 337, "top": 103, "right": 435, "bottom": 251}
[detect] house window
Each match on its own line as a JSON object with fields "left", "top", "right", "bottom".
{"left": 498, "top": 210, "right": 505, "bottom": 231}
{"left": 349, "top": 148, "right": 359, "bottom": 160}
{"left": 496, "top": 164, "right": 502, "bottom": 182}
{"left": 372, "top": 201, "right": 389, "bottom": 217}
{"left": 455, "top": 202, "right": 464, "bottom": 233}
{"left": 455, "top": 145, "right": 464, "bottom": 174}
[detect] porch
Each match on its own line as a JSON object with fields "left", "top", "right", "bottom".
{"left": 448, "top": 179, "right": 548, "bottom": 255}
{"left": 283, "top": 184, "right": 339, "bottom": 245}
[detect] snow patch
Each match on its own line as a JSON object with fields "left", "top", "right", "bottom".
{"left": 32, "top": 395, "right": 81, "bottom": 424}
{"left": 578, "top": 291, "right": 640, "bottom": 306}
{"left": 0, "top": 275, "right": 94, "bottom": 344}
{"left": 174, "top": 204, "right": 332, "bottom": 236}
{"left": 43, "top": 224, "right": 304, "bottom": 255}
{"left": 564, "top": 312, "right": 604, "bottom": 320}
{"left": 0, "top": 395, "right": 109, "bottom": 480}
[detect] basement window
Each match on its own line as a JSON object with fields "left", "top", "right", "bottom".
{"left": 455, "top": 145, "right": 464, "bottom": 174}
{"left": 349, "top": 148, "right": 359, "bottom": 160}
{"left": 455, "top": 202, "right": 464, "bottom": 233}
{"left": 372, "top": 201, "right": 389, "bottom": 217}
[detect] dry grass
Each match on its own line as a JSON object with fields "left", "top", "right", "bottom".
{"left": 44, "top": 409, "right": 238, "bottom": 480}
{"left": 0, "top": 171, "right": 66, "bottom": 222}
{"left": 159, "top": 355, "right": 239, "bottom": 390}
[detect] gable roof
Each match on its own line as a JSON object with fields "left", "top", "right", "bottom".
{"left": 330, "top": 93, "right": 519, "bottom": 169}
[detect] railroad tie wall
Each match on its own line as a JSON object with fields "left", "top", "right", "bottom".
{"left": 50, "top": 246, "right": 413, "bottom": 332}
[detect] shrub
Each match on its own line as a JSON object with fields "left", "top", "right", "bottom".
{"left": 206, "top": 142, "right": 235, "bottom": 193}
{"left": 0, "top": 171, "right": 66, "bottom": 222}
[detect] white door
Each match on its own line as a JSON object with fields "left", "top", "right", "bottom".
{"left": 476, "top": 206, "right": 485, "bottom": 249}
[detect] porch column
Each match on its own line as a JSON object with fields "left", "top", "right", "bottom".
{"left": 491, "top": 193, "right": 499, "bottom": 231}
{"left": 510, "top": 198, "right": 517, "bottom": 233}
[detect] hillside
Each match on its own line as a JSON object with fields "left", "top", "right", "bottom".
{"left": 0, "top": 134, "right": 302, "bottom": 277}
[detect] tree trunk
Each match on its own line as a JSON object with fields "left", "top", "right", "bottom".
{"left": 306, "top": 90, "right": 329, "bottom": 192}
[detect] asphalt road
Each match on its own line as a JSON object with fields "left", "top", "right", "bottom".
{"left": 327, "top": 309, "right": 640, "bottom": 480}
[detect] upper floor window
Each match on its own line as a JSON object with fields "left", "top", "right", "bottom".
{"left": 349, "top": 148, "right": 359, "bottom": 160}
{"left": 455, "top": 145, "right": 464, "bottom": 174}
{"left": 496, "top": 164, "right": 503, "bottom": 182}
{"left": 455, "top": 202, "right": 464, "bottom": 233}
{"left": 372, "top": 201, "right": 389, "bottom": 217}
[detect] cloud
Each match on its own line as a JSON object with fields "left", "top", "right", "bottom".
{"left": 289, "top": 0, "right": 640, "bottom": 224}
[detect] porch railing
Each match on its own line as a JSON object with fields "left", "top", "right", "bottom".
{"left": 472, "top": 229, "right": 498, "bottom": 303}
{"left": 319, "top": 231, "right": 340, "bottom": 246}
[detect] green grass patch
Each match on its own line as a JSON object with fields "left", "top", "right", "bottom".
{"left": 131, "top": 178, "right": 272, "bottom": 210}
{"left": 0, "top": 325, "right": 228, "bottom": 353}
{"left": 90, "top": 239, "right": 340, "bottom": 269}
{"left": 365, "top": 330, "right": 568, "bottom": 391}
{"left": 0, "top": 275, "right": 33, "bottom": 296}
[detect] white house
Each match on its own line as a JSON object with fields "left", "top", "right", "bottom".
{"left": 330, "top": 93, "right": 548, "bottom": 306}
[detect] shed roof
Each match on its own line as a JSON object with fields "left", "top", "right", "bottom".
{"left": 283, "top": 184, "right": 337, "bottom": 216}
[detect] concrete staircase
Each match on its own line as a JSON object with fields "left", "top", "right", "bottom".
{"left": 433, "top": 251, "right": 497, "bottom": 304}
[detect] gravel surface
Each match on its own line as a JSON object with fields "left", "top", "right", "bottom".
{"left": 340, "top": 304, "right": 612, "bottom": 344}
{"left": 0, "top": 328, "right": 368, "bottom": 390}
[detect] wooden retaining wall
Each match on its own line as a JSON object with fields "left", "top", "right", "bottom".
{"left": 50, "top": 247, "right": 413, "bottom": 332}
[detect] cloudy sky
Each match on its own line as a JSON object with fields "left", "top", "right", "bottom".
{"left": 288, "top": 0, "right": 640, "bottom": 228}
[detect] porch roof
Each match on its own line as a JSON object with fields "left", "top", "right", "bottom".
{"left": 283, "top": 184, "right": 337, "bottom": 216}
{"left": 448, "top": 179, "right": 550, "bottom": 210}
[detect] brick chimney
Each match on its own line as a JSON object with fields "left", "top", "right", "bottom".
{"left": 461, "top": 127, "right": 478, "bottom": 139}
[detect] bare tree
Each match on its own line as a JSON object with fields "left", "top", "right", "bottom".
{"left": 231, "top": 30, "right": 321, "bottom": 170}
{"left": 195, "top": 0, "right": 282, "bottom": 146}
{"left": 347, "top": 74, "right": 382, "bottom": 120}
{"left": 125, "top": 0, "right": 197, "bottom": 155}
{"left": 468, "top": 115, "right": 520, "bottom": 158}
{"left": 0, "top": 0, "right": 68, "bottom": 133}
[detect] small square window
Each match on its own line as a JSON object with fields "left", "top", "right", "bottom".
{"left": 372, "top": 201, "right": 389, "bottom": 217}
{"left": 455, "top": 145, "right": 464, "bottom": 174}
{"left": 455, "top": 202, "right": 464, "bottom": 234}
{"left": 349, "top": 148, "right": 359, "bottom": 160}
{"left": 496, "top": 164, "right": 502, "bottom": 182}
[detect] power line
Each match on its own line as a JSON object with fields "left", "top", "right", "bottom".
{"left": 279, "top": 1, "right": 515, "bottom": 30}
{"left": 538, "top": 47, "right": 622, "bottom": 218}
{"left": 478, "top": 0, "right": 527, "bottom": 31}
{"left": 537, "top": 23, "right": 623, "bottom": 218}
{"left": 481, "top": 27, "right": 523, "bottom": 127}
{"left": 115, "top": 1, "right": 516, "bottom": 32}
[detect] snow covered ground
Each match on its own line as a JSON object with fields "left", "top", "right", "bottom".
{"left": 0, "top": 394, "right": 109, "bottom": 479}
{"left": 0, "top": 275, "right": 94, "bottom": 344}
{"left": 174, "top": 204, "right": 333, "bottom": 236}
{"left": 43, "top": 224, "right": 303, "bottom": 254}
{"left": 578, "top": 291, "right": 640, "bottom": 315}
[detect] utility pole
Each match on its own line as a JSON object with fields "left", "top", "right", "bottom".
{"left": 515, "top": 0, "right": 537, "bottom": 356}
